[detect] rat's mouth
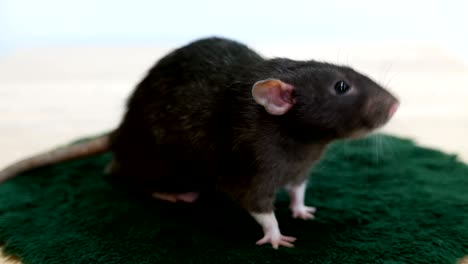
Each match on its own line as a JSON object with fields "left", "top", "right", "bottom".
{"left": 347, "top": 108, "right": 396, "bottom": 139}
{"left": 366, "top": 99, "right": 399, "bottom": 130}
{"left": 388, "top": 102, "right": 399, "bottom": 119}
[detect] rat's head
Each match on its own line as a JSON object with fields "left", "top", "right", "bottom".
{"left": 252, "top": 60, "right": 399, "bottom": 141}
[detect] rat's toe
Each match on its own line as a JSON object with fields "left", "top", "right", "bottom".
{"left": 152, "top": 192, "right": 179, "bottom": 203}
{"left": 291, "top": 205, "right": 316, "bottom": 220}
{"left": 152, "top": 192, "right": 200, "bottom": 203}
{"left": 176, "top": 192, "right": 200, "bottom": 203}
{"left": 256, "top": 233, "right": 296, "bottom": 249}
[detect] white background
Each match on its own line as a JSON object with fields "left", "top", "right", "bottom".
{"left": 0, "top": 0, "right": 467, "bottom": 170}
{"left": 1, "top": 0, "right": 467, "bottom": 63}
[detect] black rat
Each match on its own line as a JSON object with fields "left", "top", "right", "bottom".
{"left": 0, "top": 37, "right": 399, "bottom": 248}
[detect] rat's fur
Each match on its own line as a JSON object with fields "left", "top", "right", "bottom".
{"left": 0, "top": 37, "right": 398, "bottom": 248}
{"left": 108, "top": 37, "right": 397, "bottom": 213}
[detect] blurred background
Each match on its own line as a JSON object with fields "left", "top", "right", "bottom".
{"left": 0, "top": 0, "right": 467, "bottom": 169}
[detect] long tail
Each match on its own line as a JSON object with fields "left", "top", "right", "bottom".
{"left": 0, "top": 135, "right": 111, "bottom": 183}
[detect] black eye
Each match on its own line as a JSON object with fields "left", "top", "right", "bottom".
{"left": 334, "top": 81, "right": 350, "bottom": 95}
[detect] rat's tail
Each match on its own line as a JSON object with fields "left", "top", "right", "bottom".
{"left": 0, "top": 135, "right": 111, "bottom": 183}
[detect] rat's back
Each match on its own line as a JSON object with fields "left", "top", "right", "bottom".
{"left": 124, "top": 37, "right": 263, "bottom": 127}
{"left": 109, "top": 37, "right": 263, "bottom": 194}
{"left": 143, "top": 37, "right": 262, "bottom": 91}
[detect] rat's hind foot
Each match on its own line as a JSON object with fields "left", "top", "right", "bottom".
{"left": 152, "top": 192, "right": 178, "bottom": 203}
{"left": 175, "top": 192, "right": 199, "bottom": 202}
{"left": 152, "top": 192, "right": 199, "bottom": 203}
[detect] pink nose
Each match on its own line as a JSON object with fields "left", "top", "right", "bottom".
{"left": 388, "top": 102, "right": 399, "bottom": 118}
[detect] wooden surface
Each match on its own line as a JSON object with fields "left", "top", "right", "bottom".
{"left": 0, "top": 43, "right": 467, "bottom": 263}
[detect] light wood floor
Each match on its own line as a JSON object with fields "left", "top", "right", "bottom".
{"left": 0, "top": 43, "right": 467, "bottom": 263}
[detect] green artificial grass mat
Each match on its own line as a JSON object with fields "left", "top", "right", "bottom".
{"left": 0, "top": 134, "right": 467, "bottom": 264}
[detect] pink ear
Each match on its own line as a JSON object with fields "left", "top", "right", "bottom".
{"left": 252, "top": 79, "right": 295, "bottom": 115}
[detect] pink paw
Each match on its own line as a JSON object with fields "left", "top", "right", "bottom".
{"left": 291, "top": 205, "right": 316, "bottom": 220}
{"left": 256, "top": 231, "right": 297, "bottom": 249}
{"left": 152, "top": 192, "right": 199, "bottom": 203}
{"left": 176, "top": 192, "right": 199, "bottom": 203}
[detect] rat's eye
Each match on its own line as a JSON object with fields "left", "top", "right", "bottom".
{"left": 334, "top": 81, "right": 350, "bottom": 95}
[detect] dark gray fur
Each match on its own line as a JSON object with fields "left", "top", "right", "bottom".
{"left": 0, "top": 37, "right": 397, "bottom": 214}
{"left": 108, "top": 37, "right": 398, "bottom": 213}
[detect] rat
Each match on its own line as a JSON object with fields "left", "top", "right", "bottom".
{"left": 0, "top": 37, "right": 399, "bottom": 249}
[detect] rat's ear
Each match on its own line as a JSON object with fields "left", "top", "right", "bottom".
{"left": 252, "top": 78, "right": 295, "bottom": 115}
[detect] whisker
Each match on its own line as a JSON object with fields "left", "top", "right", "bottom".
{"left": 382, "top": 135, "right": 398, "bottom": 162}
{"left": 336, "top": 48, "right": 341, "bottom": 65}
{"left": 374, "top": 134, "right": 380, "bottom": 164}
{"left": 385, "top": 71, "right": 401, "bottom": 89}
{"left": 382, "top": 62, "right": 394, "bottom": 85}
{"left": 378, "top": 134, "right": 384, "bottom": 163}
{"left": 346, "top": 52, "right": 350, "bottom": 67}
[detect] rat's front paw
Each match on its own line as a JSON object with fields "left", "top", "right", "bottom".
{"left": 152, "top": 192, "right": 199, "bottom": 203}
{"left": 290, "top": 205, "right": 316, "bottom": 220}
{"left": 256, "top": 231, "right": 296, "bottom": 249}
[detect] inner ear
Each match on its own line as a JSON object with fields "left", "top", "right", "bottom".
{"left": 252, "top": 78, "right": 295, "bottom": 115}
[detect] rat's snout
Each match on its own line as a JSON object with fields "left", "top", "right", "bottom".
{"left": 387, "top": 101, "right": 399, "bottom": 119}
{"left": 364, "top": 94, "right": 399, "bottom": 129}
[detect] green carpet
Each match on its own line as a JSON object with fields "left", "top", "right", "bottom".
{"left": 1, "top": 134, "right": 467, "bottom": 264}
